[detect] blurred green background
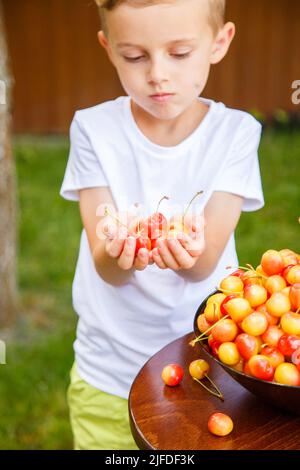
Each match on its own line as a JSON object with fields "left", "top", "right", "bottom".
{"left": 0, "top": 128, "right": 298, "bottom": 449}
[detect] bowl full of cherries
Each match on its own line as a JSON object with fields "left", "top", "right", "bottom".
{"left": 192, "top": 247, "right": 300, "bottom": 415}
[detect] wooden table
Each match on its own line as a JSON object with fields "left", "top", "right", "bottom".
{"left": 129, "top": 333, "right": 300, "bottom": 450}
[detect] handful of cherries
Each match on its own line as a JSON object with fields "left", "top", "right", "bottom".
{"left": 105, "top": 191, "right": 203, "bottom": 256}
{"left": 192, "top": 247, "right": 300, "bottom": 386}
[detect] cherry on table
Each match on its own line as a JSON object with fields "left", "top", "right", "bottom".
{"left": 207, "top": 412, "right": 234, "bottom": 437}
{"left": 161, "top": 364, "right": 184, "bottom": 387}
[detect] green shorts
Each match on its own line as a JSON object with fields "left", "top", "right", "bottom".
{"left": 67, "top": 362, "right": 139, "bottom": 450}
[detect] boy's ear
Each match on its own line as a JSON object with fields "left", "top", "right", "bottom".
{"left": 210, "top": 22, "right": 236, "bottom": 65}
{"left": 97, "top": 31, "right": 116, "bottom": 66}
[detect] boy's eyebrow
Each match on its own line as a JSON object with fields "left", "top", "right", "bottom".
{"left": 116, "top": 38, "right": 198, "bottom": 49}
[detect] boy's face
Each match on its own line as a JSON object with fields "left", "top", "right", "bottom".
{"left": 99, "top": 0, "right": 234, "bottom": 121}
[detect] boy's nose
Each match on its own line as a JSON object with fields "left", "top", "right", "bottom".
{"left": 147, "top": 59, "right": 169, "bottom": 85}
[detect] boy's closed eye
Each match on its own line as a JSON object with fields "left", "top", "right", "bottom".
{"left": 123, "top": 52, "right": 192, "bottom": 62}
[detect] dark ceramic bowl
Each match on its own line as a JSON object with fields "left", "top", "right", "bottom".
{"left": 193, "top": 292, "right": 300, "bottom": 416}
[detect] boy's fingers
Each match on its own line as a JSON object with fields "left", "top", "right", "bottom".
{"left": 157, "top": 239, "right": 180, "bottom": 271}
{"left": 117, "top": 236, "right": 136, "bottom": 270}
{"left": 166, "top": 238, "right": 196, "bottom": 269}
{"left": 148, "top": 251, "right": 155, "bottom": 265}
{"left": 98, "top": 217, "right": 116, "bottom": 240}
{"left": 166, "top": 231, "right": 205, "bottom": 261}
{"left": 106, "top": 237, "right": 125, "bottom": 258}
{"left": 105, "top": 227, "right": 128, "bottom": 257}
{"left": 152, "top": 248, "right": 167, "bottom": 270}
{"left": 180, "top": 234, "right": 205, "bottom": 257}
{"left": 103, "top": 224, "right": 117, "bottom": 239}
{"left": 134, "top": 248, "right": 150, "bottom": 271}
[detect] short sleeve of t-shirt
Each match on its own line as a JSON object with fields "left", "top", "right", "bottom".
{"left": 60, "top": 113, "right": 108, "bottom": 201}
{"left": 213, "top": 116, "right": 264, "bottom": 212}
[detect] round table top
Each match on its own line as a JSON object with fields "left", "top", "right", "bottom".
{"left": 129, "top": 332, "right": 300, "bottom": 450}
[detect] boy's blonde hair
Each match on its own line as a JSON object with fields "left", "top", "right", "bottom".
{"left": 95, "top": 0, "right": 226, "bottom": 38}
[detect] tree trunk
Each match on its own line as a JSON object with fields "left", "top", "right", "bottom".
{"left": 0, "top": 1, "right": 17, "bottom": 326}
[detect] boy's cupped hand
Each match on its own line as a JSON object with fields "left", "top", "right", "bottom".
{"left": 152, "top": 213, "right": 205, "bottom": 271}
{"left": 102, "top": 214, "right": 153, "bottom": 272}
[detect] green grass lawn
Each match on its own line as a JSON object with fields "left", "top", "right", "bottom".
{"left": 0, "top": 128, "right": 299, "bottom": 449}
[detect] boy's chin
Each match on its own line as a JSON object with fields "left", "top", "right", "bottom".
{"left": 152, "top": 108, "right": 189, "bottom": 122}
{"left": 144, "top": 103, "right": 185, "bottom": 121}
{"left": 131, "top": 96, "right": 190, "bottom": 121}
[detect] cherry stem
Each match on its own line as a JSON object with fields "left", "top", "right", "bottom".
{"left": 246, "top": 263, "right": 255, "bottom": 271}
{"left": 155, "top": 195, "right": 169, "bottom": 214}
{"left": 226, "top": 265, "right": 268, "bottom": 280}
{"left": 193, "top": 376, "right": 224, "bottom": 401}
{"left": 191, "top": 314, "right": 230, "bottom": 346}
{"left": 205, "top": 374, "right": 224, "bottom": 400}
{"left": 104, "top": 207, "right": 127, "bottom": 227}
{"left": 246, "top": 273, "right": 267, "bottom": 281}
{"left": 135, "top": 224, "right": 146, "bottom": 238}
{"left": 189, "top": 336, "right": 209, "bottom": 346}
{"left": 182, "top": 191, "right": 204, "bottom": 228}
{"left": 226, "top": 264, "right": 251, "bottom": 272}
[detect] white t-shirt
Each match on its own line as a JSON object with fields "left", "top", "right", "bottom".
{"left": 60, "top": 95, "right": 264, "bottom": 399}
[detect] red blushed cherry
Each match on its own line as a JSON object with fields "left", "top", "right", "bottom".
{"left": 243, "top": 361, "right": 252, "bottom": 376}
{"left": 278, "top": 334, "right": 300, "bottom": 357}
{"left": 135, "top": 236, "right": 151, "bottom": 256}
{"left": 290, "top": 283, "right": 300, "bottom": 311}
{"left": 282, "top": 264, "right": 296, "bottom": 278}
{"left": 130, "top": 219, "right": 152, "bottom": 255}
{"left": 146, "top": 212, "right": 168, "bottom": 240}
{"left": 231, "top": 269, "right": 245, "bottom": 278}
{"left": 141, "top": 196, "right": 169, "bottom": 241}
{"left": 220, "top": 295, "right": 237, "bottom": 316}
{"left": 235, "top": 333, "right": 259, "bottom": 361}
{"left": 261, "top": 250, "right": 284, "bottom": 276}
{"left": 150, "top": 237, "right": 163, "bottom": 251}
{"left": 283, "top": 264, "right": 300, "bottom": 284}
{"left": 248, "top": 355, "right": 274, "bottom": 381}
{"left": 208, "top": 337, "right": 221, "bottom": 358}
{"left": 291, "top": 348, "right": 300, "bottom": 371}
{"left": 260, "top": 346, "right": 285, "bottom": 369}
{"left": 161, "top": 364, "right": 184, "bottom": 387}
{"left": 280, "top": 249, "right": 298, "bottom": 268}
{"left": 208, "top": 412, "right": 233, "bottom": 437}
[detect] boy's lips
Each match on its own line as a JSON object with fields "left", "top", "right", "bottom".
{"left": 150, "top": 92, "right": 174, "bottom": 97}
{"left": 150, "top": 93, "right": 175, "bottom": 103}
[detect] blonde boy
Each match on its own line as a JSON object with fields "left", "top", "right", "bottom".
{"left": 61, "top": 0, "right": 264, "bottom": 450}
